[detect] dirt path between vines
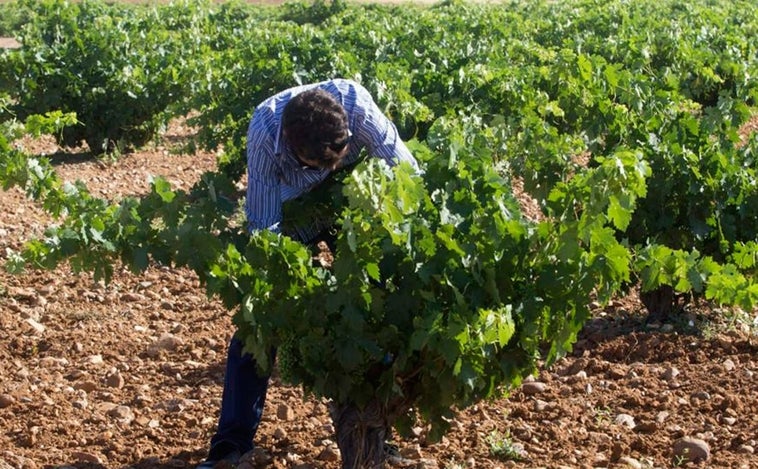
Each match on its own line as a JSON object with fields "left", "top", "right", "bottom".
{"left": 1, "top": 117, "right": 757, "bottom": 469}
{"left": 0, "top": 37, "right": 21, "bottom": 49}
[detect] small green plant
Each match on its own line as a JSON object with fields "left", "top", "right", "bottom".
{"left": 0, "top": 1, "right": 30, "bottom": 36}
{"left": 443, "top": 461, "right": 465, "bottom": 469}
{"left": 722, "top": 307, "right": 758, "bottom": 336}
{"left": 699, "top": 321, "right": 718, "bottom": 340}
{"left": 593, "top": 406, "right": 613, "bottom": 426}
{"left": 673, "top": 454, "right": 688, "bottom": 467}
{"left": 486, "top": 430, "right": 526, "bottom": 461}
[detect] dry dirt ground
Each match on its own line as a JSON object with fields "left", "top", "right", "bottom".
{"left": 0, "top": 38, "right": 21, "bottom": 49}
{"left": 1, "top": 115, "right": 757, "bottom": 469}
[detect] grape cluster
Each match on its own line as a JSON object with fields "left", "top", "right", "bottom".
{"left": 276, "top": 335, "right": 304, "bottom": 385}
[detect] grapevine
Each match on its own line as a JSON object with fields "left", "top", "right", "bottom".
{"left": 1, "top": 0, "right": 757, "bottom": 466}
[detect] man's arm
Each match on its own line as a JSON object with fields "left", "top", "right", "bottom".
{"left": 352, "top": 85, "right": 420, "bottom": 172}
{"left": 245, "top": 110, "right": 283, "bottom": 234}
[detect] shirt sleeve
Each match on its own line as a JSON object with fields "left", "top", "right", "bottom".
{"left": 353, "top": 85, "right": 420, "bottom": 173}
{"left": 245, "top": 109, "right": 282, "bottom": 234}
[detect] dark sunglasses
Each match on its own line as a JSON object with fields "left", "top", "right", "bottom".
{"left": 324, "top": 135, "right": 351, "bottom": 153}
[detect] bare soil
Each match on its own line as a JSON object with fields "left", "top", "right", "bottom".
{"left": 0, "top": 37, "right": 21, "bottom": 49}
{"left": 1, "top": 118, "right": 757, "bottom": 469}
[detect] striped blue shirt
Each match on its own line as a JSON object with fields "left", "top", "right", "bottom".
{"left": 245, "top": 78, "right": 419, "bottom": 238}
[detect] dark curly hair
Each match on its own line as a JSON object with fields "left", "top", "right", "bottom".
{"left": 282, "top": 88, "right": 350, "bottom": 168}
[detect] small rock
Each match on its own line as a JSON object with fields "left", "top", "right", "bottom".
{"left": 156, "top": 398, "right": 194, "bottom": 412}
{"left": 97, "top": 402, "right": 119, "bottom": 413}
{"left": 610, "top": 442, "right": 624, "bottom": 461}
{"left": 148, "top": 334, "right": 182, "bottom": 356}
{"left": 120, "top": 292, "right": 144, "bottom": 302}
{"left": 666, "top": 424, "right": 685, "bottom": 438}
{"left": 25, "top": 426, "right": 40, "bottom": 446}
{"left": 415, "top": 459, "right": 439, "bottom": 469}
{"left": 107, "top": 405, "right": 135, "bottom": 424}
{"left": 736, "top": 444, "right": 754, "bottom": 454}
{"left": 0, "top": 394, "right": 15, "bottom": 408}
{"left": 71, "top": 452, "right": 104, "bottom": 464}
{"left": 39, "top": 356, "right": 69, "bottom": 367}
{"left": 73, "top": 381, "right": 98, "bottom": 393}
{"left": 24, "top": 318, "right": 45, "bottom": 334}
{"left": 608, "top": 366, "right": 627, "bottom": 379}
{"left": 663, "top": 367, "right": 679, "bottom": 381}
{"left": 66, "top": 369, "right": 86, "bottom": 381}
{"left": 400, "top": 444, "right": 423, "bottom": 459}
{"left": 105, "top": 370, "right": 124, "bottom": 389}
{"left": 615, "top": 413, "right": 636, "bottom": 428}
{"left": 618, "top": 456, "right": 642, "bottom": 468}
{"left": 273, "top": 427, "right": 287, "bottom": 439}
{"left": 521, "top": 381, "right": 546, "bottom": 395}
{"left": 673, "top": 437, "right": 710, "bottom": 463}
{"left": 316, "top": 446, "right": 340, "bottom": 462}
{"left": 284, "top": 452, "right": 303, "bottom": 463}
{"left": 72, "top": 398, "right": 88, "bottom": 409}
{"left": 148, "top": 334, "right": 183, "bottom": 356}
{"left": 135, "top": 416, "right": 150, "bottom": 427}
{"left": 87, "top": 354, "right": 104, "bottom": 365}
{"left": 157, "top": 333, "right": 182, "bottom": 350}
{"left": 276, "top": 404, "right": 295, "bottom": 421}
{"left": 32, "top": 295, "right": 47, "bottom": 308}
{"left": 533, "top": 400, "right": 549, "bottom": 411}
{"left": 722, "top": 359, "right": 736, "bottom": 372}
{"left": 252, "top": 447, "right": 273, "bottom": 465}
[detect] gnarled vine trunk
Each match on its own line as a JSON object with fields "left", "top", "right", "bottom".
{"left": 328, "top": 400, "right": 392, "bottom": 469}
{"left": 640, "top": 285, "right": 675, "bottom": 323}
{"left": 640, "top": 285, "right": 692, "bottom": 324}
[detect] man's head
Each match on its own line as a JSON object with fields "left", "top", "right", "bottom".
{"left": 282, "top": 88, "right": 351, "bottom": 170}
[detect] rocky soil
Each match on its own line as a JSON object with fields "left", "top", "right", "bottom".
{"left": 1, "top": 118, "right": 757, "bottom": 469}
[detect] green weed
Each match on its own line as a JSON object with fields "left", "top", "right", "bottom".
{"left": 486, "top": 430, "right": 526, "bottom": 461}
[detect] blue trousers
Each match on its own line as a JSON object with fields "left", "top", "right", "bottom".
{"left": 205, "top": 229, "right": 334, "bottom": 459}
{"left": 207, "top": 336, "right": 270, "bottom": 459}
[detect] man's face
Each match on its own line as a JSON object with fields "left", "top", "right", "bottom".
{"left": 289, "top": 133, "right": 351, "bottom": 171}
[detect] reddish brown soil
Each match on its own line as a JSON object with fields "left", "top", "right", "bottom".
{"left": 0, "top": 37, "right": 21, "bottom": 49}
{"left": 1, "top": 118, "right": 757, "bottom": 469}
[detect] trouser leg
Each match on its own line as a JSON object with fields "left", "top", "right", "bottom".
{"left": 207, "top": 336, "right": 270, "bottom": 458}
